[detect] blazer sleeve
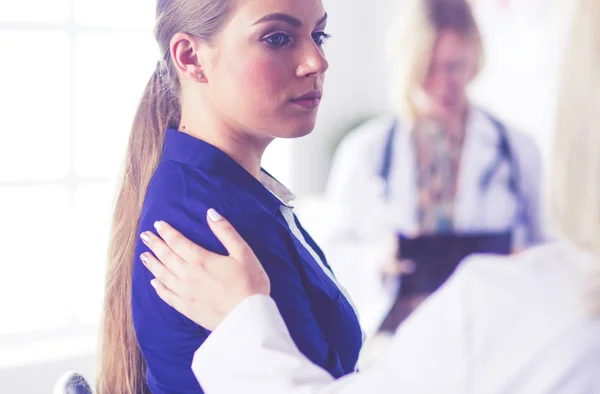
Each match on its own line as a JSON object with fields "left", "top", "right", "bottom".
{"left": 133, "top": 193, "right": 347, "bottom": 393}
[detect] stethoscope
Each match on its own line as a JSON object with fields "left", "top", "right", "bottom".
{"left": 378, "top": 112, "right": 531, "bottom": 243}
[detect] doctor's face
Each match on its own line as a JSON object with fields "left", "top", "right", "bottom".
{"left": 418, "top": 29, "right": 478, "bottom": 119}
{"left": 203, "top": 0, "right": 329, "bottom": 141}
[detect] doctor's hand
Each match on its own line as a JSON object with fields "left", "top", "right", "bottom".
{"left": 379, "top": 235, "right": 416, "bottom": 279}
{"left": 381, "top": 259, "right": 416, "bottom": 278}
{"left": 139, "top": 208, "right": 271, "bottom": 331}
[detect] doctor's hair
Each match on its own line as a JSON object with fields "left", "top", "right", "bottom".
{"left": 97, "top": 1, "right": 232, "bottom": 393}
{"left": 551, "top": 0, "right": 600, "bottom": 316}
{"left": 387, "top": 0, "right": 484, "bottom": 121}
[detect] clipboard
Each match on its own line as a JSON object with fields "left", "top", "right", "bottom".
{"left": 397, "top": 232, "right": 512, "bottom": 296}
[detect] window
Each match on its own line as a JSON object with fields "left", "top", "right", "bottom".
{"left": 0, "top": 0, "right": 295, "bottom": 367}
{"left": 0, "top": 0, "right": 157, "bottom": 363}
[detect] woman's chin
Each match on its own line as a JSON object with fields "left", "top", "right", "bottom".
{"left": 277, "top": 118, "right": 317, "bottom": 139}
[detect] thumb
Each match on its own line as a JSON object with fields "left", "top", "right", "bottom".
{"left": 396, "top": 259, "right": 416, "bottom": 275}
{"left": 206, "top": 208, "right": 251, "bottom": 261}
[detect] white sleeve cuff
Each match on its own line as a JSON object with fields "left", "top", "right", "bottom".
{"left": 192, "top": 294, "right": 336, "bottom": 394}
{"left": 193, "top": 294, "right": 280, "bottom": 367}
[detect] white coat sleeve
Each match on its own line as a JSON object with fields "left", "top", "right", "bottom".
{"left": 193, "top": 266, "right": 473, "bottom": 394}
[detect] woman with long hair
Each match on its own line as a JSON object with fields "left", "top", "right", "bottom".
{"left": 97, "top": 0, "right": 362, "bottom": 392}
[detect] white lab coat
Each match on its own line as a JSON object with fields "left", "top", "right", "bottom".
{"left": 319, "top": 107, "right": 545, "bottom": 335}
{"left": 192, "top": 242, "right": 600, "bottom": 394}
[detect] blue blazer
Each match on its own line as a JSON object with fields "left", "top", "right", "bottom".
{"left": 132, "top": 129, "right": 363, "bottom": 393}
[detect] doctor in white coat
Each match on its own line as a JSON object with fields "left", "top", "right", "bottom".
{"left": 139, "top": 0, "right": 600, "bottom": 392}
{"left": 320, "top": 0, "right": 544, "bottom": 333}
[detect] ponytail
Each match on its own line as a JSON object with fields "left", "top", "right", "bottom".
{"left": 97, "top": 62, "right": 180, "bottom": 394}
{"left": 97, "top": 0, "right": 233, "bottom": 389}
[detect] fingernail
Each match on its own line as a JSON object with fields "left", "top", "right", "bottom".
{"left": 141, "top": 253, "right": 148, "bottom": 265}
{"left": 207, "top": 208, "right": 223, "bottom": 222}
{"left": 150, "top": 279, "right": 157, "bottom": 289}
{"left": 154, "top": 221, "right": 162, "bottom": 231}
{"left": 140, "top": 232, "right": 150, "bottom": 244}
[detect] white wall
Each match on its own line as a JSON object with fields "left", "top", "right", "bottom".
{"left": 469, "top": 0, "right": 561, "bottom": 166}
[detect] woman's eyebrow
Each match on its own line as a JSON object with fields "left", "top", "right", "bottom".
{"left": 253, "top": 12, "right": 328, "bottom": 29}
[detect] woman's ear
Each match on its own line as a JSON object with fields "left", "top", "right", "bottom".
{"left": 170, "top": 33, "right": 206, "bottom": 83}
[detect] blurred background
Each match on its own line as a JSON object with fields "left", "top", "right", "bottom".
{"left": 0, "top": 0, "right": 560, "bottom": 391}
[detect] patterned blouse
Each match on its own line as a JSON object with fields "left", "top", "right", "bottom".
{"left": 412, "top": 120, "right": 466, "bottom": 233}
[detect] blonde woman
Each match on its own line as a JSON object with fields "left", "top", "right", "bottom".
{"left": 141, "top": 0, "right": 600, "bottom": 391}
{"left": 322, "top": 0, "right": 545, "bottom": 333}
{"left": 97, "top": 0, "right": 363, "bottom": 393}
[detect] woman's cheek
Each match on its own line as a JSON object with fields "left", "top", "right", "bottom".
{"left": 242, "top": 56, "right": 290, "bottom": 98}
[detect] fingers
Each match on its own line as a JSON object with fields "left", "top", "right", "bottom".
{"left": 153, "top": 221, "right": 212, "bottom": 264}
{"left": 150, "top": 278, "right": 187, "bottom": 316}
{"left": 381, "top": 260, "right": 416, "bottom": 277}
{"left": 206, "top": 208, "right": 253, "bottom": 261}
{"left": 140, "top": 229, "right": 187, "bottom": 278}
{"left": 396, "top": 259, "right": 416, "bottom": 275}
{"left": 141, "top": 252, "right": 181, "bottom": 293}
{"left": 381, "top": 262, "right": 399, "bottom": 277}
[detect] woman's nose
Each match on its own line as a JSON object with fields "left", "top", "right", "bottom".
{"left": 297, "top": 43, "right": 329, "bottom": 78}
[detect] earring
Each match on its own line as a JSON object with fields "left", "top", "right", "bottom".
{"left": 197, "top": 72, "right": 204, "bottom": 80}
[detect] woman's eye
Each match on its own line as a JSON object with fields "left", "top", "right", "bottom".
{"left": 312, "top": 32, "right": 331, "bottom": 46}
{"left": 264, "top": 33, "right": 291, "bottom": 47}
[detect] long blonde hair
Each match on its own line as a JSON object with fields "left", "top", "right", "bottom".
{"left": 97, "top": 1, "right": 232, "bottom": 393}
{"left": 552, "top": 0, "right": 600, "bottom": 315}
{"left": 387, "top": 0, "right": 484, "bottom": 121}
